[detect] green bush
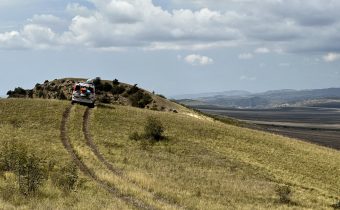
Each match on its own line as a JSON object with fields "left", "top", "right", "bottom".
{"left": 127, "top": 84, "right": 140, "bottom": 95}
{"left": 332, "top": 200, "right": 340, "bottom": 209}
{"left": 112, "top": 85, "right": 125, "bottom": 95}
{"left": 100, "top": 95, "right": 111, "bottom": 104}
{"left": 129, "top": 90, "right": 153, "bottom": 108}
{"left": 93, "top": 77, "right": 104, "bottom": 92}
{"left": 112, "top": 79, "right": 120, "bottom": 85}
{"left": 144, "top": 117, "right": 165, "bottom": 141}
{"left": 52, "top": 162, "right": 78, "bottom": 192}
{"left": 17, "top": 155, "right": 47, "bottom": 196}
{"left": 7, "top": 87, "right": 27, "bottom": 98}
{"left": 129, "top": 132, "right": 142, "bottom": 141}
{"left": 275, "top": 185, "right": 292, "bottom": 204}
{"left": 103, "top": 83, "right": 113, "bottom": 92}
{"left": 0, "top": 140, "right": 48, "bottom": 196}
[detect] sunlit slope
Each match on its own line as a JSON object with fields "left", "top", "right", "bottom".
{"left": 0, "top": 98, "right": 339, "bottom": 209}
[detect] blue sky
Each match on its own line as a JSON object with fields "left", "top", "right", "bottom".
{"left": 1, "top": 0, "right": 340, "bottom": 97}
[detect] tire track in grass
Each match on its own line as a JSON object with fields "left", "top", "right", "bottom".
{"left": 83, "top": 107, "right": 185, "bottom": 210}
{"left": 61, "top": 106, "right": 157, "bottom": 210}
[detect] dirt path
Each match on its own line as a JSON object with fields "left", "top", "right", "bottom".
{"left": 82, "top": 107, "right": 184, "bottom": 210}
{"left": 60, "top": 106, "right": 157, "bottom": 210}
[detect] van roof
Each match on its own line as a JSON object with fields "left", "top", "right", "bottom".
{"left": 76, "top": 83, "right": 94, "bottom": 87}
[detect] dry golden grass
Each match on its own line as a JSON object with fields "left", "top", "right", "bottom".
{"left": 0, "top": 98, "right": 339, "bottom": 209}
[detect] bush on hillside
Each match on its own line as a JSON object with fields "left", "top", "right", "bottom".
{"left": 51, "top": 162, "right": 78, "bottom": 192}
{"left": 93, "top": 77, "right": 104, "bottom": 92}
{"left": 157, "top": 94, "right": 167, "bottom": 99}
{"left": 332, "top": 201, "right": 340, "bottom": 209}
{"left": 129, "top": 117, "right": 165, "bottom": 142}
{"left": 7, "top": 87, "right": 27, "bottom": 98}
{"left": 112, "top": 85, "right": 125, "bottom": 95}
{"left": 103, "top": 82, "right": 113, "bottom": 92}
{"left": 127, "top": 84, "right": 140, "bottom": 95}
{"left": 129, "top": 90, "right": 152, "bottom": 108}
{"left": 144, "top": 117, "right": 165, "bottom": 141}
{"left": 0, "top": 140, "right": 48, "bottom": 196}
{"left": 275, "top": 185, "right": 292, "bottom": 204}
{"left": 112, "top": 79, "right": 120, "bottom": 85}
{"left": 100, "top": 94, "right": 111, "bottom": 104}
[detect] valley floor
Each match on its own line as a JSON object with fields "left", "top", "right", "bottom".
{"left": 198, "top": 107, "right": 340, "bottom": 150}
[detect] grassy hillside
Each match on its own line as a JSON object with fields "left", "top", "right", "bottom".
{"left": 0, "top": 98, "right": 339, "bottom": 209}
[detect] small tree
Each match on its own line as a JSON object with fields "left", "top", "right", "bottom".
{"left": 112, "top": 79, "right": 119, "bottom": 85}
{"left": 103, "top": 83, "right": 113, "bottom": 92}
{"left": 144, "top": 117, "right": 165, "bottom": 141}
{"left": 127, "top": 84, "right": 139, "bottom": 95}
{"left": 276, "top": 185, "right": 292, "bottom": 204}
{"left": 52, "top": 162, "right": 78, "bottom": 192}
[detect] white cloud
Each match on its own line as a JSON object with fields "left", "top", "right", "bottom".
{"left": 323, "top": 53, "right": 340, "bottom": 62}
{"left": 184, "top": 54, "right": 214, "bottom": 66}
{"left": 238, "top": 53, "right": 253, "bottom": 59}
{"left": 240, "top": 75, "right": 256, "bottom": 81}
{"left": 0, "top": 0, "right": 340, "bottom": 53}
{"left": 255, "top": 47, "right": 270, "bottom": 54}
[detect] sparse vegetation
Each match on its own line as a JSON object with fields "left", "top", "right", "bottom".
{"left": 332, "top": 200, "right": 340, "bottom": 209}
{"left": 128, "top": 90, "right": 153, "bottom": 108}
{"left": 129, "top": 117, "right": 165, "bottom": 141}
{"left": 276, "top": 185, "right": 293, "bottom": 204}
{"left": 7, "top": 87, "right": 27, "bottom": 98}
{"left": 112, "top": 79, "right": 120, "bottom": 85}
{"left": 0, "top": 140, "right": 48, "bottom": 196}
{"left": 144, "top": 117, "right": 165, "bottom": 141}
{"left": 51, "top": 162, "right": 78, "bottom": 192}
{"left": 0, "top": 96, "right": 339, "bottom": 209}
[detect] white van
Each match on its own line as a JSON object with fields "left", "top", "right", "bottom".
{"left": 71, "top": 82, "right": 96, "bottom": 108}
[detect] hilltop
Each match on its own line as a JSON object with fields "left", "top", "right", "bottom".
{"left": 0, "top": 98, "right": 339, "bottom": 209}
{"left": 6, "top": 78, "right": 183, "bottom": 113}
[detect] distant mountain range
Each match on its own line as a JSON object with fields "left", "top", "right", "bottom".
{"left": 172, "top": 90, "right": 251, "bottom": 100}
{"left": 176, "top": 88, "right": 340, "bottom": 109}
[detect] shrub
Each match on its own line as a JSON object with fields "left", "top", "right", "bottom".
{"left": 93, "top": 77, "right": 101, "bottom": 86}
{"left": 157, "top": 94, "right": 167, "bottom": 99}
{"left": 112, "top": 79, "right": 120, "bottom": 85}
{"left": 112, "top": 85, "right": 125, "bottom": 95}
{"left": 129, "top": 90, "right": 153, "bottom": 108}
{"left": 144, "top": 117, "right": 165, "bottom": 141}
{"left": 100, "top": 95, "right": 111, "bottom": 104}
{"left": 58, "top": 91, "right": 67, "bottom": 100}
{"left": 332, "top": 201, "right": 340, "bottom": 209}
{"left": 276, "top": 185, "right": 292, "bottom": 204}
{"left": 127, "top": 84, "right": 139, "bottom": 95}
{"left": 103, "top": 82, "right": 113, "bottom": 92}
{"left": 35, "top": 83, "right": 42, "bottom": 90}
{"left": 93, "top": 77, "right": 104, "bottom": 92}
{"left": 17, "top": 154, "right": 47, "bottom": 196}
{"left": 7, "top": 87, "right": 27, "bottom": 98}
{"left": 129, "top": 132, "right": 142, "bottom": 141}
{"left": 52, "top": 162, "right": 78, "bottom": 192}
{"left": 0, "top": 140, "right": 48, "bottom": 196}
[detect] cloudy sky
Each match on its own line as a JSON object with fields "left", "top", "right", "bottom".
{"left": 0, "top": 0, "right": 340, "bottom": 97}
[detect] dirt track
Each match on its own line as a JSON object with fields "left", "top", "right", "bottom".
{"left": 60, "top": 106, "right": 156, "bottom": 210}
{"left": 82, "top": 107, "right": 184, "bottom": 210}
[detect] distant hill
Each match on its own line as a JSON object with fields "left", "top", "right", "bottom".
{"left": 172, "top": 90, "right": 251, "bottom": 100}
{"left": 6, "top": 78, "right": 183, "bottom": 112}
{"left": 177, "top": 88, "right": 340, "bottom": 108}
